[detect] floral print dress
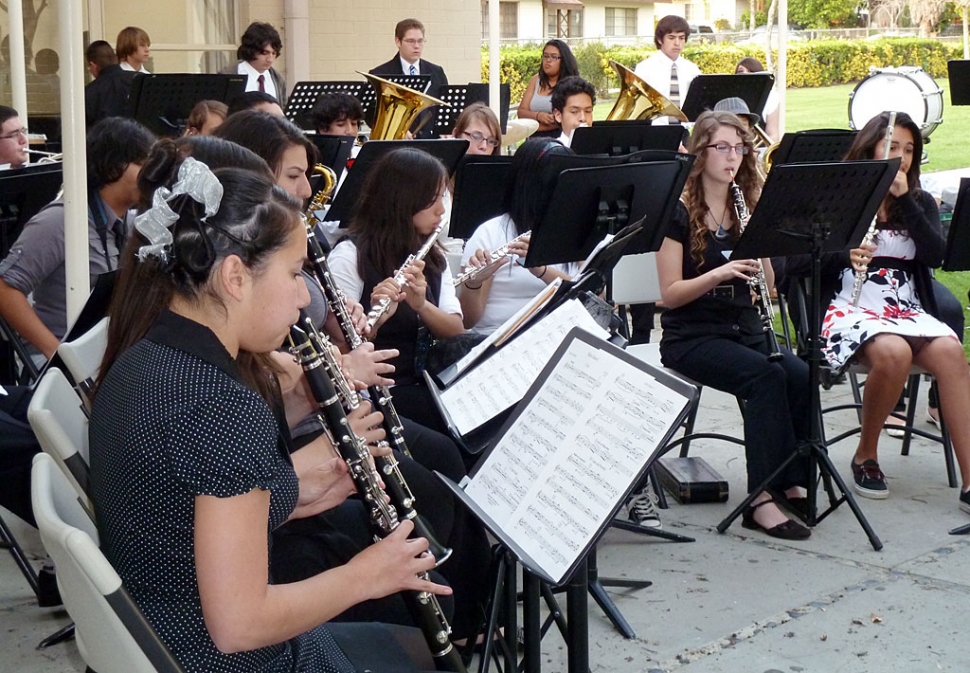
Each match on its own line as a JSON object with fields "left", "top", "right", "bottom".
{"left": 821, "top": 228, "right": 956, "bottom": 372}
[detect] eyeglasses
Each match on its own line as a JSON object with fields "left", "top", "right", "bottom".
{"left": 402, "top": 38, "right": 426, "bottom": 46}
{"left": 463, "top": 131, "right": 500, "bottom": 148}
{"left": 0, "top": 127, "right": 27, "bottom": 141}
{"left": 541, "top": 53, "right": 561, "bottom": 61}
{"left": 706, "top": 143, "right": 749, "bottom": 155}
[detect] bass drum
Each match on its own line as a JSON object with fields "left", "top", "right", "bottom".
{"left": 848, "top": 67, "right": 943, "bottom": 137}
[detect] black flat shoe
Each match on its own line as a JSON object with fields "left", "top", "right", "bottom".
{"left": 769, "top": 489, "right": 811, "bottom": 522}
{"left": 742, "top": 498, "right": 811, "bottom": 540}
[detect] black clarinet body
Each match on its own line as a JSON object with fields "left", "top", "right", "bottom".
{"left": 287, "top": 324, "right": 465, "bottom": 672}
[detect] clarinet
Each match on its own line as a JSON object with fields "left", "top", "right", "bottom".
{"left": 729, "top": 179, "right": 783, "bottom": 362}
{"left": 851, "top": 111, "right": 896, "bottom": 307}
{"left": 287, "top": 324, "right": 466, "bottom": 672}
{"left": 451, "top": 230, "right": 532, "bottom": 287}
{"left": 366, "top": 223, "right": 446, "bottom": 330}
{"left": 304, "top": 218, "right": 412, "bottom": 460}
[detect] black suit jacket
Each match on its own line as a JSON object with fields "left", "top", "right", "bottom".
{"left": 369, "top": 54, "right": 449, "bottom": 138}
{"left": 85, "top": 64, "right": 138, "bottom": 127}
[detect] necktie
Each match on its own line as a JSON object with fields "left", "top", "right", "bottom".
{"left": 257, "top": 74, "right": 265, "bottom": 92}
{"left": 669, "top": 63, "right": 680, "bottom": 107}
{"left": 409, "top": 64, "right": 417, "bottom": 76}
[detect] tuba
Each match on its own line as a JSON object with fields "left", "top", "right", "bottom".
{"left": 605, "top": 60, "right": 688, "bottom": 123}
{"left": 359, "top": 71, "right": 450, "bottom": 140}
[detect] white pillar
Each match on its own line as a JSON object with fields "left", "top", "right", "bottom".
{"left": 60, "top": 0, "right": 91, "bottom": 324}
{"left": 284, "top": 0, "right": 311, "bottom": 99}
{"left": 488, "top": 0, "right": 501, "bottom": 121}
{"left": 777, "top": 0, "right": 788, "bottom": 135}
{"left": 8, "top": 0, "right": 28, "bottom": 118}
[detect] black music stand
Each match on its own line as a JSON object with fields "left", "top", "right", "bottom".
{"left": 308, "top": 134, "right": 355, "bottom": 174}
{"left": 128, "top": 74, "right": 246, "bottom": 137}
{"left": 433, "top": 83, "right": 511, "bottom": 134}
{"left": 724, "top": 160, "right": 899, "bottom": 551}
{"left": 0, "top": 162, "right": 63, "bottom": 258}
{"left": 448, "top": 155, "right": 512, "bottom": 240}
{"left": 284, "top": 81, "right": 368, "bottom": 130}
{"left": 769, "top": 129, "right": 858, "bottom": 165}
{"left": 360, "top": 73, "right": 432, "bottom": 128}
{"left": 682, "top": 73, "right": 774, "bottom": 121}
{"left": 571, "top": 122, "right": 683, "bottom": 156}
{"left": 323, "top": 139, "right": 468, "bottom": 225}
{"left": 947, "top": 60, "right": 970, "bottom": 105}
{"left": 943, "top": 178, "right": 970, "bottom": 271}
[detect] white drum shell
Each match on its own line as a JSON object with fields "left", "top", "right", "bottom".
{"left": 848, "top": 67, "right": 943, "bottom": 137}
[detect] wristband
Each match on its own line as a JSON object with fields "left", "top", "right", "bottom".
{"left": 464, "top": 281, "right": 484, "bottom": 290}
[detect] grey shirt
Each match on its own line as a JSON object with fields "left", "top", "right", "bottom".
{"left": 0, "top": 196, "right": 130, "bottom": 355}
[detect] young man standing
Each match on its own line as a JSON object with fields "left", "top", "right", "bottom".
{"left": 370, "top": 18, "right": 448, "bottom": 138}
{"left": 0, "top": 107, "right": 28, "bottom": 169}
{"left": 84, "top": 40, "right": 138, "bottom": 127}
{"left": 634, "top": 15, "right": 699, "bottom": 124}
{"left": 0, "top": 117, "right": 154, "bottom": 364}
{"left": 220, "top": 22, "right": 287, "bottom": 107}
{"left": 551, "top": 76, "right": 596, "bottom": 148}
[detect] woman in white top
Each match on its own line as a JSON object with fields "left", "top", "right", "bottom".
{"left": 459, "top": 138, "right": 578, "bottom": 334}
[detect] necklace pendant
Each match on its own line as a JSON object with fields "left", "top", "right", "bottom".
{"left": 713, "top": 224, "right": 730, "bottom": 240}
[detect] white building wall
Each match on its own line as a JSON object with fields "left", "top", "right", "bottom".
{"left": 517, "top": 2, "right": 547, "bottom": 42}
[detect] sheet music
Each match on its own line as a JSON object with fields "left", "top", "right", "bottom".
{"left": 464, "top": 337, "right": 690, "bottom": 582}
{"left": 440, "top": 299, "right": 607, "bottom": 436}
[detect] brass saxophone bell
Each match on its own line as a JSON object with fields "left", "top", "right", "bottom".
{"left": 605, "top": 60, "right": 688, "bottom": 123}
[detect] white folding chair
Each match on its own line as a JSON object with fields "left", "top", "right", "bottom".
{"left": 31, "top": 453, "right": 184, "bottom": 673}
{"left": 57, "top": 316, "right": 109, "bottom": 408}
{"left": 28, "top": 367, "right": 92, "bottom": 511}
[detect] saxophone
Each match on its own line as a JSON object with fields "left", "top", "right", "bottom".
{"left": 365, "top": 223, "right": 446, "bottom": 330}
{"left": 452, "top": 230, "right": 532, "bottom": 287}
{"left": 851, "top": 111, "right": 896, "bottom": 308}
{"left": 729, "top": 179, "right": 783, "bottom": 362}
{"left": 287, "top": 322, "right": 465, "bottom": 672}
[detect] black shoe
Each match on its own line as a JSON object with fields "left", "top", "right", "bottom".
{"left": 37, "top": 565, "right": 62, "bottom": 608}
{"left": 850, "top": 459, "right": 889, "bottom": 499}
{"left": 960, "top": 489, "right": 970, "bottom": 516}
{"left": 769, "top": 489, "right": 811, "bottom": 522}
{"left": 741, "top": 498, "right": 811, "bottom": 540}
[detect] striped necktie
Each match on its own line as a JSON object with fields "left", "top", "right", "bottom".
{"left": 409, "top": 64, "right": 417, "bottom": 76}
{"left": 669, "top": 63, "right": 680, "bottom": 106}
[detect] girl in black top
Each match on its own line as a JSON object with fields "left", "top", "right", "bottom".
{"left": 657, "top": 110, "right": 811, "bottom": 540}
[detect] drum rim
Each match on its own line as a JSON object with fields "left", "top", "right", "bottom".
{"left": 847, "top": 68, "right": 944, "bottom": 134}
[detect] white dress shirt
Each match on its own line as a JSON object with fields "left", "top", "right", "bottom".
{"left": 238, "top": 60, "right": 278, "bottom": 100}
{"left": 399, "top": 56, "right": 422, "bottom": 76}
{"left": 633, "top": 51, "right": 700, "bottom": 125}
{"left": 119, "top": 61, "right": 150, "bottom": 74}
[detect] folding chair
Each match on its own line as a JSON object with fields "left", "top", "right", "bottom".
{"left": 56, "top": 316, "right": 109, "bottom": 411}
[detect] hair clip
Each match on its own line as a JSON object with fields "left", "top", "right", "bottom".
{"left": 134, "top": 157, "right": 224, "bottom": 262}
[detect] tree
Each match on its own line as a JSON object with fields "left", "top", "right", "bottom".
{"left": 908, "top": 0, "right": 947, "bottom": 34}
{"left": 0, "top": 0, "right": 50, "bottom": 67}
{"left": 788, "top": 0, "right": 862, "bottom": 27}
{"left": 873, "top": 0, "right": 909, "bottom": 28}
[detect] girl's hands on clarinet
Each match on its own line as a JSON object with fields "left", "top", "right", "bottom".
{"left": 289, "top": 439, "right": 355, "bottom": 520}
{"left": 350, "top": 519, "right": 453, "bottom": 601}
{"left": 714, "top": 259, "right": 761, "bottom": 284}
{"left": 344, "top": 343, "right": 397, "bottom": 389}
{"left": 347, "top": 401, "right": 391, "bottom": 457}
{"left": 850, "top": 242, "right": 878, "bottom": 273}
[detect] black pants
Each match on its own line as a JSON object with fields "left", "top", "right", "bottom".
{"left": 663, "top": 338, "right": 811, "bottom": 493}
{"left": 0, "top": 386, "right": 40, "bottom": 527}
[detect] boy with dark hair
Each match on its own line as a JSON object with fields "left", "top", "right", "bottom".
{"left": 84, "top": 40, "right": 137, "bottom": 127}
{"left": 226, "top": 91, "right": 284, "bottom": 117}
{"left": 220, "top": 22, "right": 287, "bottom": 106}
{"left": 634, "top": 14, "right": 699, "bottom": 124}
{"left": 310, "top": 93, "right": 364, "bottom": 137}
{"left": 0, "top": 106, "right": 28, "bottom": 169}
{"left": 551, "top": 76, "right": 596, "bottom": 147}
{"left": 0, "top": 118, "right": 155, "bottom": 363}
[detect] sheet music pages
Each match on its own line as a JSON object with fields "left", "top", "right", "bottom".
{"left": 463, "top": 337, "right": 690, "bottom": 583}
{"left": 440, "top": 299, "right": 607, "bottom": 436}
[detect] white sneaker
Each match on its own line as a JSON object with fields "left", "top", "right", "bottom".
{"left": 628, "top": 490, "right": 662, "bottom": 529}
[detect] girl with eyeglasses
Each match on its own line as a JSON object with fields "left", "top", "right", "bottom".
{"left": 516, "top": 39, "right": 580, "bottom": 139}
{"left": 656, "top": 110, "right": 812, "bottom": 540}
{"left": 453, "top": 102, "right": 502, "bottom": 156}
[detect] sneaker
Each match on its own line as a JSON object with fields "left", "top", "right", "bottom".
{"left": 960, "top": 489, "right": 970, "bottom": 515}
{"left": 850, "top": 459, "right": 889, "bottom": 499}
{"left": 628, "top": 490, "right": 662, "bottom": 529}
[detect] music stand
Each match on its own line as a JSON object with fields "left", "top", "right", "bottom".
{"left": 360, "top": 73, "right": 432, "bottom": 128}
{"left": 323, "top": 139, "right": 468, "bottom": 225}
{"left": 0, "top": 162, "right": 63, "bottom": 259}
{"left": 128, "top": 74, "right": 247, "bottom": 137}
{"left": 571, "top": 122, "right": 683, "bottom": 156}
{"left": 448, "top": 155, "right": 513, "bottom": 240}
{"left": 943, "top": 177, "right": 970, "bottom": 271}
{"left": 433, "top": 83, "right": 511, "bottom": 135}
{"left": 284, "top": 81, "right": 368, "bottom": 130}
{"left": 681, "top": 73, "right": 775, "bottom": 121}
{"left": 307, "top": 134, "right": 355, "bottom": 174}
{"left": 725, "top": 160, "right": 899, "bottom": 551}
{"left": 947, "top": 60, "right": 970, "bottom": 106}
{"left": 769, "top": 129, "right": 858, "bottom": 165}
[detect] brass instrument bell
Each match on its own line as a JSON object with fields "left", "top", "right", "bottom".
{"left": 359, "top": 71, "right": 450, "bottom": 141}
{"left": 605, "top": 60, "right": 688, "bottom": 123}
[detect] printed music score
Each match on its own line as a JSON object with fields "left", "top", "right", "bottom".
{"left": 440, "top": 298, "right": 607, "bottom": 436}
{"left": 463, "top": 335, "right": 690, "bottom": 583}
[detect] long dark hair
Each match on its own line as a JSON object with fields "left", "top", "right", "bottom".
{"left": 843, "top": 111, "right": 923, "bottom": 230}
{"left": 538, "top": 39, "right": 580, "bottom": 91}
{"left": 683, "top": 110, "right": 761, "bottom": 270}
{"left": 350, "top": 148, "right": 448, "bottom": 279}
{"left": 214, "top": 110, "right": 317, "bottom": 178}
{"left": 503, "top": 138, "right": 573, "bottom": 236}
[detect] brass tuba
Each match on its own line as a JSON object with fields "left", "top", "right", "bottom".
{"left": 605, "top": 60, "right": 688, "bottom": 123}
{"left": 359, "top": 71, "right": 450, "bottom": 140}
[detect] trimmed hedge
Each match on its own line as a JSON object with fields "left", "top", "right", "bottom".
{"left": 483, "top": 38, "right": 961, "bottom": 102}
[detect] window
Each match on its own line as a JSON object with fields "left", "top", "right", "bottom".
{"left": 605, "top": 8, "right": 638, "bottom": 37}
{"left": 684, "top": 3, "right": 699, "bottom": 21}
{"left": 482, "top": 2, "right": 519, "bottom": 40}
{"left": 546, "top": 9, "right": 583, "bottom": 38}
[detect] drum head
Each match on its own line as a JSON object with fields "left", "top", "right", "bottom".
{"left": 848, "top": 68, "right": 944, "bottom": 137}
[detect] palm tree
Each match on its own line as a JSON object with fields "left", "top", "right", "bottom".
{"left": 907, "top": 0, "right": 947, "bottom": 36}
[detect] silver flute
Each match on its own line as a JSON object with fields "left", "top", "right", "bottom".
{"left": 851, "top": 111, "right": 896, "bottom": 307}
{"left": 365, "top": 223, "right": 446, "bottom": 330}
{"left": 452, "top": 230, "right": 532, "bottom": 287}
